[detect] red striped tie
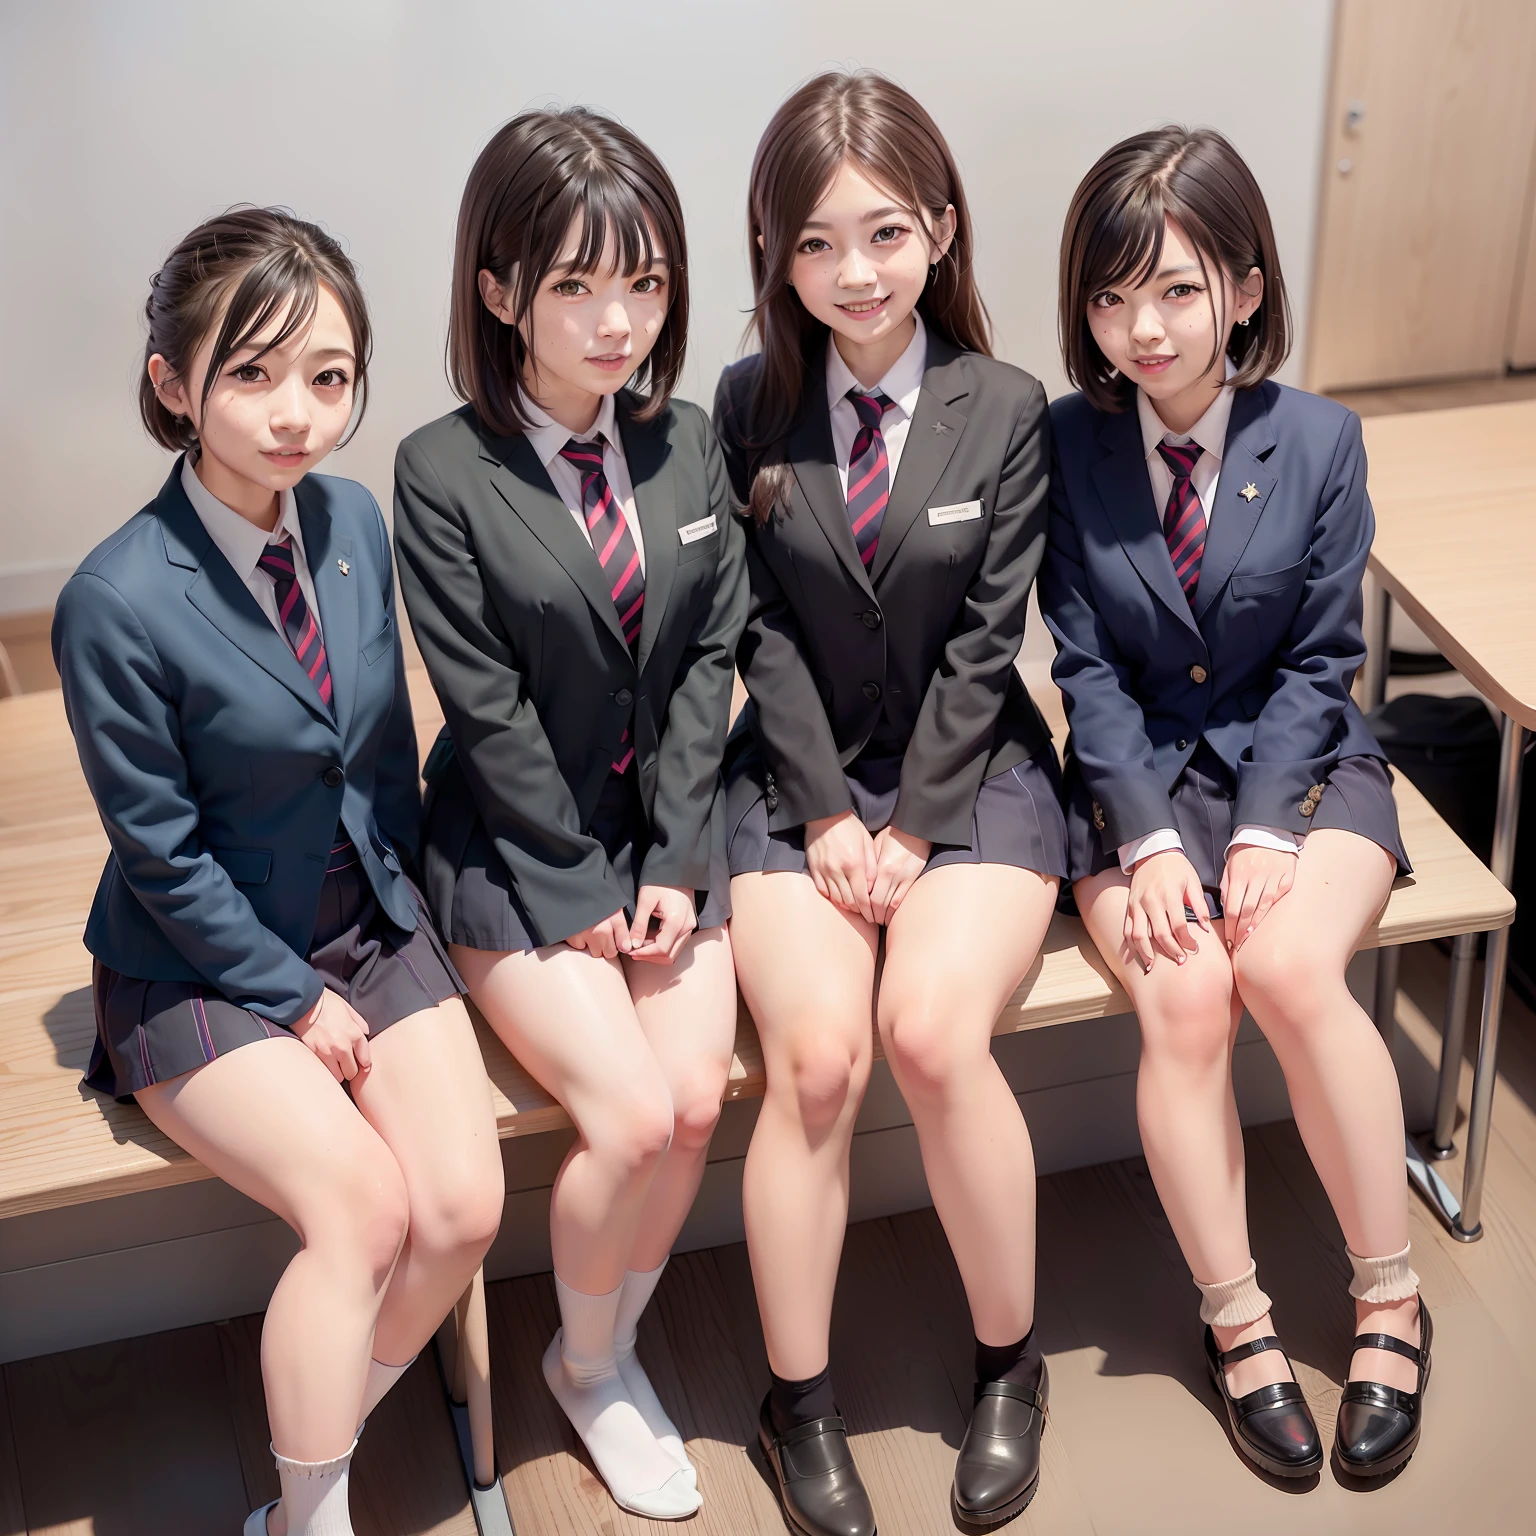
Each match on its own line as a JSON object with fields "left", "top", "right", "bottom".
{"left": 258, "top": 537, "right": 333, "bottom": 713}
{"left": 1157, "top": 442, "right": 1206, "bottom": 605}
{"left": 559, "top": 436, "right": 643, "bottom": 774}
{"left": 845, "top": 389, "right": 894, "bottom": 569}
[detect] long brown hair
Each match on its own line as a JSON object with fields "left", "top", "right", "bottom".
{"left": 741, "top": 71, "right": 991, "bottom": 522}
{"left": 447, "top": 107, "right": 689, "bottom": 437}
{"left": 1058, "top": 126, "right": 1292, "bottom": 413}
{"left": 140, "top": 207, "right": 372, "bottom": 452}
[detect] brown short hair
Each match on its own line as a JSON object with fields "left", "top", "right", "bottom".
{"left": 742, "top": 70, "right": 992, "bottom": 522}
{"left": 140, "top": 207, "right": 371, "bottom": 452}
{"left": 447, "top": 107, "right": 688, "bottom": 437}
{"left": 1058, "top": 126, "right": 1291, "bottom": 413}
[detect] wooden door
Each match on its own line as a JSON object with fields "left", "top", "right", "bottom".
{"left": 1306, "top": 0, "right": 1536, "bottom": 392}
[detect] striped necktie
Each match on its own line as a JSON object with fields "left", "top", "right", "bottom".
{"left": 1157, "top": 441, "right": 1206, "bottom": 605}
{"left": 258, "top": 537, "right": 332, "bottom": 713}
{"left": 559, "top": 435, "right": 643, "bottom": 774}
{"left": 845, "top": 388, "right": 894, "bottom": 570}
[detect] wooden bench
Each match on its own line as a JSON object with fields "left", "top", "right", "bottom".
{"left": 0, "top": 675, "right": 1516, "bottom": 1531}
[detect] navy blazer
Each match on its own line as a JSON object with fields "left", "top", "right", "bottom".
{"left": 52, "top": 463, "right": 421, "bottom": 1027}
{"left": 1040, "top": 380, "right": 1386, "bottom": 850}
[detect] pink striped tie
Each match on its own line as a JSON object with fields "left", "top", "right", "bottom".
{"left": 845, "top": 389, "right": 893, "bottom": 569}
{"left": 1157, "top": 442, "right": 1206, "bottom": 605}
{"left": 559, "top": 436, "right": 642, "bottom": 774}
{"left": 258, "top": 537, "right": 332, "bottom": 713}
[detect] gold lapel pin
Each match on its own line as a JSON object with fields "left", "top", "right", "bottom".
{"left": 1240, "top": 482, "right": 1260, "bottom": 502}
{"left": 337, "top": 558, "right": 351, "bottom": 575}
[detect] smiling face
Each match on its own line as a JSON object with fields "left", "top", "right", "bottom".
{"left": 479, "top": 214, "right": 670, "bottom": 435}
{"left": 148, "top": 282, "right": 357, "bottom": 526}
{"left": 1086, "top": 217, "right": 1261, "bottom": 433}
{"left": 785, "top": 159, "right": 955, "bottom": 386}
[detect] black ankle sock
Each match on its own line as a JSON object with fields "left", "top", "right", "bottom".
{"left": 769, "top": 1365, "right": 838, "bottom": 1433}
{"left": 975, "top": 1327, "right": 1043, "bottom": 1387}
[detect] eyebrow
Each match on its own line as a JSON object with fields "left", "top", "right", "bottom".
{"left": 800, "top": 206, "right": 910, "bottom": 230}
{"left": 1153, "top": 262, "right": 1201, "bottom": 279}
{"left": 551, "top": 255, "right": 671, "bottom": 276}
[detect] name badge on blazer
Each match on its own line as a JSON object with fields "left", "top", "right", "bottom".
{"left": 927, "top": 499, "right": 984, "bottom": 526}
{"left": 678, "top": 514, "right": 718, "bottom": 545}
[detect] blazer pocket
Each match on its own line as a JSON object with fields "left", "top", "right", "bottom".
{"left": 1229, "top": 554, "right": 1311, "bottom": 600}
{"left": 678, "top": 531, "right": 719, "bottom": 566}
{"left": 362, "top": 614, "right": 395, "bottom": 666}
{"left": 211, "top": 846, "right": 273, "bottom": 885}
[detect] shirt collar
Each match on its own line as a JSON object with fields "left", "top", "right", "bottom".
{"left": 180, "top": 456, "right": 302, "bottom": 580}
{"left": 521, "top": 390, "right": 622, "bottom": 470}
{"left": 824, "top": 310, "right": 928, "bottom": 418}
{"left": 1138, "top": 355, "right": 1238, "bottom": 464}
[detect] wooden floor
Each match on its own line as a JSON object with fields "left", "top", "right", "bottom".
{"left": 0, "top": 941, "right": 1531, "bottom": 1535}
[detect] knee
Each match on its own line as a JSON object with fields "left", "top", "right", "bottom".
{"left": 408, "top": 1151, "right": 505, "bottom": 1266}
{"left": 669, "top": 1066, "right": 728, "bottom": 1154}
{"left": 311, "top": 1144, "right": 412, "bottom": 1285}
{"left": 588, "top": 1085, "right": 675, "bottom": 1182}
{"left": 773, "top": 1024, "right": 868, "bottom": 1134}
{"left": 1138, "top": 967, "right": 1234, "bottom": 1073}
{"left": 1231, "top": 938, "right": 1329, "bottom": 1036}
{"left": 880, "top": 997, "right": 972, "bottom": 1099}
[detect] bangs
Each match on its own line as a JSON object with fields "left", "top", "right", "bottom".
{"left": 1080, "top": 186, "right": 1172, "bottom": 297}
{"left": 199, "top": 249, "right": 320, "bottom": 410}
{"left": 524, "top": 167, "right": 667, "bottom": 300}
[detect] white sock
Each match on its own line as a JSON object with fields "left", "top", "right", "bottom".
{"left": 544, "top": 1275, "right": 700, "bottom": 1519}
{"left": 614, "top": 1260, "right": 694, "bottom": 1479}
{"left": 273, "top": 1437, "right": 357, "bottom": 1536}
{"left": 356, "top": 1355, "right": 414, "bottom": 1432}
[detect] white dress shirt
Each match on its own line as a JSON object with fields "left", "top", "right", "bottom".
{"left": 522, "top": 390, "right": 646, "bottom": 576}
{"left": 826, "top": 311, "right": 928, "bottom": 495}
{"left": 181, "top": 457, "right": 324, "bottom": 643}
{"left": 1118, "top": 363, "right": 1300, "bottom": 873}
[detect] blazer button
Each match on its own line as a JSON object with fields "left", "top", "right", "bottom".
{"left": 322, "top": 766, "right": 344, "bottom": 788}
{"left": 861, "top": 609, "right": 882, "bottom": 630}
{"left": 1092, "top": 801, "right": 1106, "bottom": 832}
{"left": 1189, "top": 664, "right": 1208, "bottom": 684}
{"left": 766, "top": 787, "right": 779, "bottom": 812}
{"left": 615, "top": 688, "right": 634, "bottom": 708}
{"left": 1176, "top": 738, "right": 1188, "bottom": 751}
{"left": 862, "top": 682, "right": 882, "bottom": 701}
{"left": 1299, "top": 800, "right": 1316, "bottom": 817}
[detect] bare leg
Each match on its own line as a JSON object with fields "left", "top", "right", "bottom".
{"left": 136, "top": 1038, "right": 409, "bottom": 1461}
{"left": 878, "top": 864, "right": 1057, "bottom": 1346}
{"left": 350, "top": 997, "right": 504, "bottom": 1370}
{"left": 732, "top": 872, "right": 878, "bottom": 1378}
{"left": 1229, "top": 830, "right": 1419, "bottom": 1392}
{"left": 624, "top": 926, "right": 739, "bottom": 1271}
{"left": 1075, "top": 871, "right": 1288, "bottom": 1394}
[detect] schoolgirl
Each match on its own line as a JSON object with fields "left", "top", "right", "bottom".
{"left": 52, "top": 209, "right": 504, "bottom": 1536}
{"left": 1041, "top": 127, "right": 1428, "bottom": 1481}
{"left": 715, "top": 72, "right": 1067, "bottom": 1534}
{"left": 394, "top": 110, "right": 746, "bottom": 1520}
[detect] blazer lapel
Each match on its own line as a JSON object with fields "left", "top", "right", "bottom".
{"left": 297, "top": 480, "right": 358, "bottom": 739}
{"left": 787, "top": 375, "right": 876, "bottom": 600}
{"left": 1194, "top": 389, "right": 1278, "bottom": 621}
{"left": 615, "top": 397, "right": 677, "bottom": 678}
{"left": 869, "top": 340, "right": 968, "bottom": 585}
{"left": 480, "top": 433, "right": 631, "bottom": 655}
{"left": 158, "top": 470, "right": 338, "bottom": 726}
{"left": 1090, "top": 409, "right": 1202, "bottom": 639}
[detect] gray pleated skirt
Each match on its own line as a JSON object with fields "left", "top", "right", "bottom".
{"left": 1064, "top": 740, "right": 1411, "bottom": 917}
{"left": 725, "top": 738, "right": 1070, "bottom": 886}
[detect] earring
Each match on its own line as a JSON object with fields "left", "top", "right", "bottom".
{"left": 929, "top": 262, "right": 938, "bottom": 280}
{"left": 1238, "top": 317, "right": 1251, "bottom": 327}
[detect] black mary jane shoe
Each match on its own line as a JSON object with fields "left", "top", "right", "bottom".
{"left": 757, "top": 1393, "right": 878, "bottom": 1536}
{"left": 1334, "top": 1298, "right": 1432, "bottom": 1479}
{"left": 951, "top": 1360, "right": 1049, "bottom": 1529}
{"left": 1204, "top": 1327, "right": 1324, "bottom": 1479}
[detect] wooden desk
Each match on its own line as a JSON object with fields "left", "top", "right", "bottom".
{"left": 1362, "top": 399, "right": 1535, "bottom": 1240}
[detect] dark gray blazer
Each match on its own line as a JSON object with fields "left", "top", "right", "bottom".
{"left": 394, "top": 393, "right": 746, "bottom": 947}
{"left": 1040, "top": 380, "right": 1387, "bottom": 849}
{"left": 713, "top": 335, "right": 1054, "bottom": 847}
{"left": 52, "top": 464, "right": 421, "bottom": 1027}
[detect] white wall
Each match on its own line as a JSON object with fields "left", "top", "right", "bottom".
{"left": 0, "top": 0, "right": 1335, "bottom": 614}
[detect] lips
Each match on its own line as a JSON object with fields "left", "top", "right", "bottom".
{"left": 837, "top": 296, "right": 889, "bottom": 316}
{"left": 587, "top": 353, "right": 631, "bottom": 371}
{"left": 1130, "top": 355, "right": 1176, "bottom": 373}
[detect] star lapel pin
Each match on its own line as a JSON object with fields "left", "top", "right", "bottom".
{"left": 932, "top": 420, "right": 952, "bottom": 435}
{"left": 337, "top": 558, "right": 351, "bottom": 575}
{"left": 1240, "top": 482, "right": 1260, "bottom": 502}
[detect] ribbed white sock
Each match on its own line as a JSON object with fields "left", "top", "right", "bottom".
{"left": 357, "top": 1354, "right": 414, "bottom": 1431}
{"left": 544, "top": 1275, "right": 700, "bottom": 1519}
{"left": 273, "top": 1437, "right": 357, "bottom": 1536}
{"left": 613, "top": 1260, "right": 693, "bottom": 1479}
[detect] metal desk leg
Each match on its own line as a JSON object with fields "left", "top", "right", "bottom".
{"left": 1429, "top": 931, "right": 1478, "bottom": 1157}
{"left": 1363, "top": 586, "right": 1391, "bottom": 711}
{"left": 1453, "top": 716, "right": 1527, "bottom": 1242}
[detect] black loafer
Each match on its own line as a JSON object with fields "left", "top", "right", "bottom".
{"left": 951, "top": 1361, "right": 1049, "bottom": 1528}
{"left": 757, "top": 1393, "right": 877, "bottom": 1536}
{"left": 1335, "top": 1297, "right": 1432, "bottom": 1478}
{"left": 1204, "top": 1327, "right": 1323, "bottom": 1478}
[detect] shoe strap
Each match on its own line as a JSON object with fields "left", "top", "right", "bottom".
{"left": 1341, "top": 1378, "right": 1419, "bottom": 1413}
{"left": 1218, "top": 1334, "right": 1283, "bottom": 1368}
{"left": 1233, "top": 1379, "right": 1307, "bottom": 1419}
{"left": 1352, "top": 1331, "right": 1423, "bottom": 1366}
{"left": 973, "top": 1379, "right": 1047, "bottom": 1413}
{"left": 774, "top": 1413, "right": 849, "bottom": 1449}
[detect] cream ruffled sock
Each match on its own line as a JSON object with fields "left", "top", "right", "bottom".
{"left": 1193, "top": 1260, "right": 1273, "bottom": 1328}
{"left": 271, "top": 1436, "right": 358, "bottom": 1535}
{"left": 614, "top": 1260, "right": 694, "bottom": 1481}
{"left": 1346, "top": 1243, "right": 1420, "bottom": 1303}
{"left": 544, "top": 1275, "right": 700, "bottom": 1519}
